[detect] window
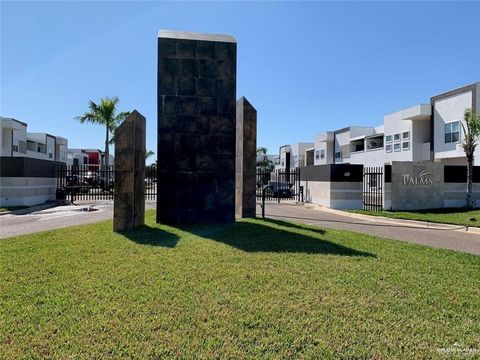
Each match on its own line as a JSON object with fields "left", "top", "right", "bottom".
{"left": 37, "top": 143, "right": 46, "bottom": 154}
{"left": 335, "top": 151, "right": 342, "bottom": 159}
{"left": 12, "top": 139, "right": 19, "bottom": 153}
{"left": 394, "top": 143, "right": 401, "bottom": 152}
{"left": 385, "top": 135, "right": 392, "bottom": 143}
{"left": 394, "top": 133, "right": 401, "bottom": 142}
{"left": 402, "top": 141, "right": 410, "bottom": 150}
{"left": 27, "top": 140, "right": 36, "bottom": 151}
{"left": 320, "top": 150, "right": 325, "bottom": 159}
{"left": 386, "top": 144, "right": 392, "bottom": 153}
{"left": 315, "top": 150, "right": 320, "bottom": 159}
{"left": 445, "top": 121, "right": 460, "bottom": 143}
{"left": 402, "top": 131, "right": 410, "bottom": 140}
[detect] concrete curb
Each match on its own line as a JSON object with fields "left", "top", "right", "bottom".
{"left": 0, "top": 202, "right": 58, "bottom": 216}
{"left": 302, "top": 203, "right": 480, "bottom": 235}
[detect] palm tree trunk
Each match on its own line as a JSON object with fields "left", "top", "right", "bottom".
{"left": 104, "top": 125, "right": 109, "bottom": 191}
{"left": 466, "top": 156, "right": 473, "bottom": 208}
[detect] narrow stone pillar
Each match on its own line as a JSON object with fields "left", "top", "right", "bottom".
{"left": 113, "top": 110, "right": 146, "bottom": 232}
{"left": 235, "top": 97, "right": 257, "bottom": 218}
{"left": 157, "top": 30, "right": 237, "bottom": 224}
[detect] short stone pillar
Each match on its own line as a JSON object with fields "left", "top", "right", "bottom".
{"left": 235, "top": 97, "right": 257, "bottom": 218}
{"left": 113, "top": 110, "right": 146, "bottom": 232}
{"left": 157, "top": 30, "right": 237, "bottom": 224}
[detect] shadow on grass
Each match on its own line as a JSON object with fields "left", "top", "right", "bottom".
{"left": 183, "top": 218, "right": 375, "bottom": 257}
{"left": 120, "top": 225, "right": 180, "bottom": 248}
{"left": 120, "top": 218, "right": 374, "bottom": 257}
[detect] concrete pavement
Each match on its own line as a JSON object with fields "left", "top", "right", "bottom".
{"left": 0, "top": 202, "right": 156, "bottom": 239}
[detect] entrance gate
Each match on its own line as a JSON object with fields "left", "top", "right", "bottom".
{"left": 56, "top": 164, "right": 157, "bottom": 203}
{"left": 256, "top": 168, "right": 302, "bottom": 203}
{"left": 363, "top": 166, "right": 383, "bottom": 211}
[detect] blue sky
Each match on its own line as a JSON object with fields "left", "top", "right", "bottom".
{"left": 1, "top": 1, "right": 479, "bottom": 162}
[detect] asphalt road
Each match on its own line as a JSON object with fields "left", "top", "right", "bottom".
{"left": 261, "top": 202, "right": 480, "bottom": 255}
{"left": 1, "top": 201, "right": 479, "bottom": 255}
{"left": 0, "top": 202, "right": 156, "bottom": 239}
{"left": 0, "top": 204, "right": 115, "bottom": 239}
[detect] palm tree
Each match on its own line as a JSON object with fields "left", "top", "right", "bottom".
{"left": 256, "top": 147, "right": 274, "bottom": 170}
{"left": 145, "top": 150, "right": 155, "bottom": 162}
{"left": 256, "top": 147, "right": 268, "bottom": 156}
{"left": 76, "top": 96, "right": 129, "bottom": 189}
{"left": 461, "top": 108, "right": 480, "bottom": 208}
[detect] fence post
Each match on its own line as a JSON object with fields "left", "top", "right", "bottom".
{"left": 262, "top": 185, "right": 269, "bottom": 218}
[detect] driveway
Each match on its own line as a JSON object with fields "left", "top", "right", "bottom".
{"left": 259, "top": 203, "right": 480, "bottom": 255}
{"left": 0, "top": 202, "right": 156, "bottom": 239}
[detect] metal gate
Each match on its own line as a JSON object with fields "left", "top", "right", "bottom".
{"left": 56, "top": 164, "right": 157, "bottom": 203}
{"left": 363, "top": 166, "right": 383, "bottom": 211}
{"left": 256, "top": 168, "right": 303, "bottom": 203}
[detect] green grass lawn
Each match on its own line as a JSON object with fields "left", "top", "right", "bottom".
{"left": 1, "top": 211, "right": 479, "bottom": 358}
{"left": 350, "top": 208, "right": 480, "bottom": 228}
{"left": 0, "top": 206, "right": 29, "bottom": 213}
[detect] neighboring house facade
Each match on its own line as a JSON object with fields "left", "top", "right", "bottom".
{"left": 278, "top": 142, "right": 314, "bottom": 169}
{"left": 281, "top": 82, "right": 479, "bottom": 169}
{"left": 0, "top": 117, "right": 68, "bottom": 206}
{"left": 66, "top": 148, "right": 114, "bottom": 166}
{"left": 431, "top": 83, "right": 480, "bottom": 166}
{"left": 281, "top": 82, "right": 480, "bottom": 210}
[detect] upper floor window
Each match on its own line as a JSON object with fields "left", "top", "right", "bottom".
{"left": 320, "top": 150, "right": 325, "bottom": 159}
{"left": 385, "top": 135, "right": 392, "bottom": 143}
{"left": 385, "top": 144, "right": 392, "bottom": 153}
{"left": 402, "top": 141, "right": 410, "bottom": 151}
{"left": 315, "top": 150, "right": 320, "bottom": 159}
{"left": 394, "top": 133, "right": 401, "bottom": 142}
{"left": 445, "top": 121, "right": 460, "bottom": 143}
{"left": 394, "top": 143, "right": 401, "bottom": 152}
{"left": 402, "top": 131, "right": 410, "bottom": 140}
{"left": 12, "top": 139, "right": 19, "bottom": 153}
{"left": 334, "top": 151, "right": 342, "bottom": 159}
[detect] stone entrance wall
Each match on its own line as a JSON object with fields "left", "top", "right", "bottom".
{"left": 390, "top": 161, "right": 443, "bottom": 210}
{"left": 235, "top": 97, "right": 257, "bottom": 218}
{"left": 157, "top": 30, "right": 237, "bottom": 224}
{"left": 113, "top": 110, "right": 146, "bottom": 232}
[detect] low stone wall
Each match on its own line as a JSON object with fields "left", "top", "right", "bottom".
{"left": 389, "top": 162, "right": 480, "bottom": 210}
{"left": 390, "top": 161, "right": 443, "bottom": 210}
{"left": 0, "top": 177, "right": 56, "bottom": 206}
{"left": 300, "top": 164, "right": 363, "bottom": 209}
{"left": 442, "top": 183, "right": 480, "bottom": 208}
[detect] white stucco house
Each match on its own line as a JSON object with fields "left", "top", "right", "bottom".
{"left": 0, "top": 117, "right": 69, "bottom": 206}
{"left": 280, "top": 82, "right": 480, "bottom": 169}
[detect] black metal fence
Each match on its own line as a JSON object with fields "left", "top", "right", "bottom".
{"left": 145, "top": 165, "right": 157, "bottom": 200}
{"left": 256, "top": 168, "right": 302, "bottom": 203}
{"left": 56, "top": 164, "right": 157, "bottom": 203}
{"left": 363, "top": 166, "right": 383, "bottom": 211}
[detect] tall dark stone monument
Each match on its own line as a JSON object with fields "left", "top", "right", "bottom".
{"left": 113, "top": 110, "right": 146, "bottom": 232}
{"left": 157, "top": 30, "right": 237, "bottom": 224}
{"left": 235, "top": 97, "right": 257, "bottom": 218}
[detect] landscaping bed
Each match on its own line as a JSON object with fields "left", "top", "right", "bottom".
{"left": 1, "top": 210, "right": 479, "bottom": 358}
